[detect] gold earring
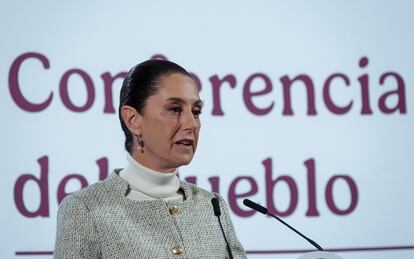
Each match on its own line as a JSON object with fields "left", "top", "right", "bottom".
{"left": 137, "top": 134, "right": 144, "bottom": 154}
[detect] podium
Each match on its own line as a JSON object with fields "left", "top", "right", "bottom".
{"left": 297, "top": 251, "right": 342, "bottom": 259}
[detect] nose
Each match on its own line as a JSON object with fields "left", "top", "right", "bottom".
{"left": 181, "top": 109, "right": 199, "bottom": 131}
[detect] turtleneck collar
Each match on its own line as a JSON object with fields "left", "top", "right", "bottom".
{"left": 119, "top": 153, "right": 183, "bottom": 201}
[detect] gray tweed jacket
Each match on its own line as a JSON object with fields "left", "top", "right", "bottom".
{"left": 54, "top": 170, "right": 247, "bottom": 258}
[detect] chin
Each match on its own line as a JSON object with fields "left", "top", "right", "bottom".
{"left": 172, "top": 155, "right": 194, "bottom": 167}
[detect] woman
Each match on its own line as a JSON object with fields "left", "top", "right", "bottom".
{"left": 54, "top": 60, "right": 247, "bottom": 258}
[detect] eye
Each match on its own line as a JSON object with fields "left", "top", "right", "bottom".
{"left": 169, "top": 106, "right": 182, "bottom": 115}
{"left": 192, "top": 109, "right": 202, "bottom": 118}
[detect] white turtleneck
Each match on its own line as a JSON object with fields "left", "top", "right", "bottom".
{"left": 119, "top": 153, "right": 184, "bottom": 202}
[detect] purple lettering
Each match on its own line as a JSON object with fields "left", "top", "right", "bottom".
{"left": 101, "top": 72, "right": 128, "bottom": 113}
{"left": 184, "top": 176, "right": 197, "bottom": 185}
{"left": 325, "top": 175, "right": 358, "bottom": 215}
{"left": 14, "top": 156, "right": 49, "bottom": 217}
{"left": 323, "top": 73, "right": 353, "bottom": 114}
{"left": 59, "top": 69, "right": 95, "bottom": 112}
{"left": 57, "top": 174, "right": 88, "bottom": 204}
{"left": 228, "top": 176, "right": 258, "bottom": 217}
{"left": 151, "top": 54, "right": 168, "bottom": 60}
{"left": 243, "top": 73, "right": 274, "bottom": 115}
{"left": 8, "top": 52, "right": 53, "bottom": 112}
{"left": 263, "top": 158, "right": 298, "bottom": 217}
{"left": 209, "top": 74, "right": 237, "bottom": 115}
{"left": 358, "top": 57, "right": 372, "bottom": 114}
{"left": 208, "top": 176, "right": 220, "bottom": 193}
{"left": 97, "top": 157, "right": 109, "bottom": 181}
{"left": 280, "top": 74, "right": 317, "bottom": 115}
{"left": 304, "top": 159, "right": 320, "bottom": 216}
{"left": 378, "top": 72, "right": 407, "bottom": 114}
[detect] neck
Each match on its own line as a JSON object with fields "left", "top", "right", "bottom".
{"left": 131, "top": 150, "right": 177, "bottom": 173}
{"left": 120, "top": 153, "right": 182, "bottom": 200}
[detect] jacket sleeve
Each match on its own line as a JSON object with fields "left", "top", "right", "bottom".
{"left": 53, "top": 195, "right": 101, "bottom": 259}
{"left": 216, "top": 193, "right": 248, "bottom": 259}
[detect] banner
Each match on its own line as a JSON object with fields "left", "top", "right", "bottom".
{"left": 1, "top": 1, "right": 413, "bottom": 258}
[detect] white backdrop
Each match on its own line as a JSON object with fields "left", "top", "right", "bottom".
{"left": 1, "top": 0, "right": 414, "bottom": 258}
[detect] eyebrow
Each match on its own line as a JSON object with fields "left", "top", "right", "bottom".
{"left": 166, "top": 97, "right": 203, "bottom": 107}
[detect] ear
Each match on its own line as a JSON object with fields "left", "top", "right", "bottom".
{"left": 121, "top": 105, "right": 142, "bottom": 135}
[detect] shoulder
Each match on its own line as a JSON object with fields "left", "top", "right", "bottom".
{"left": 58, "top": 170, "right": 125, "bottom": 211}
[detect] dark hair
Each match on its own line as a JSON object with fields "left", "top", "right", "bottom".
{"left": 119, "top": 59, "right": 191, "bottom": 153}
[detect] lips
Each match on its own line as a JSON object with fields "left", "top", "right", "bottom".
{"left": 175, "top": 138, "right": 194, "bottom": 146}
{"left": 174, "top": 138, "right": 194, "bottom": 152}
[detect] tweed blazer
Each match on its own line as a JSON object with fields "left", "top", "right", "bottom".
{"left": 54, "top": 170, "right": 247, "bottom": 258}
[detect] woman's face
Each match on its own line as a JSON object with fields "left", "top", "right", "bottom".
{"left": 137, "top": 73, "right": 202, "bottom": 172}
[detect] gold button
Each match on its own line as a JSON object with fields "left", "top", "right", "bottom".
{"left": 169, "top": 205, "right": 179, "bottom": 215}
{"left": 172, "top": 245, "right": 184, "bottom": 255}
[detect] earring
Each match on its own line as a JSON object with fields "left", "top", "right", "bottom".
{"left": 137, "top": 134, "right": 144, "bottom": 154}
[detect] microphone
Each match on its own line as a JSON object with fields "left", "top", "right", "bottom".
{"left": 243, "top": 199, "right": 324, "bottom": 251}
{"left": 211, "top": 197, "right": 234, "bottom": 259}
